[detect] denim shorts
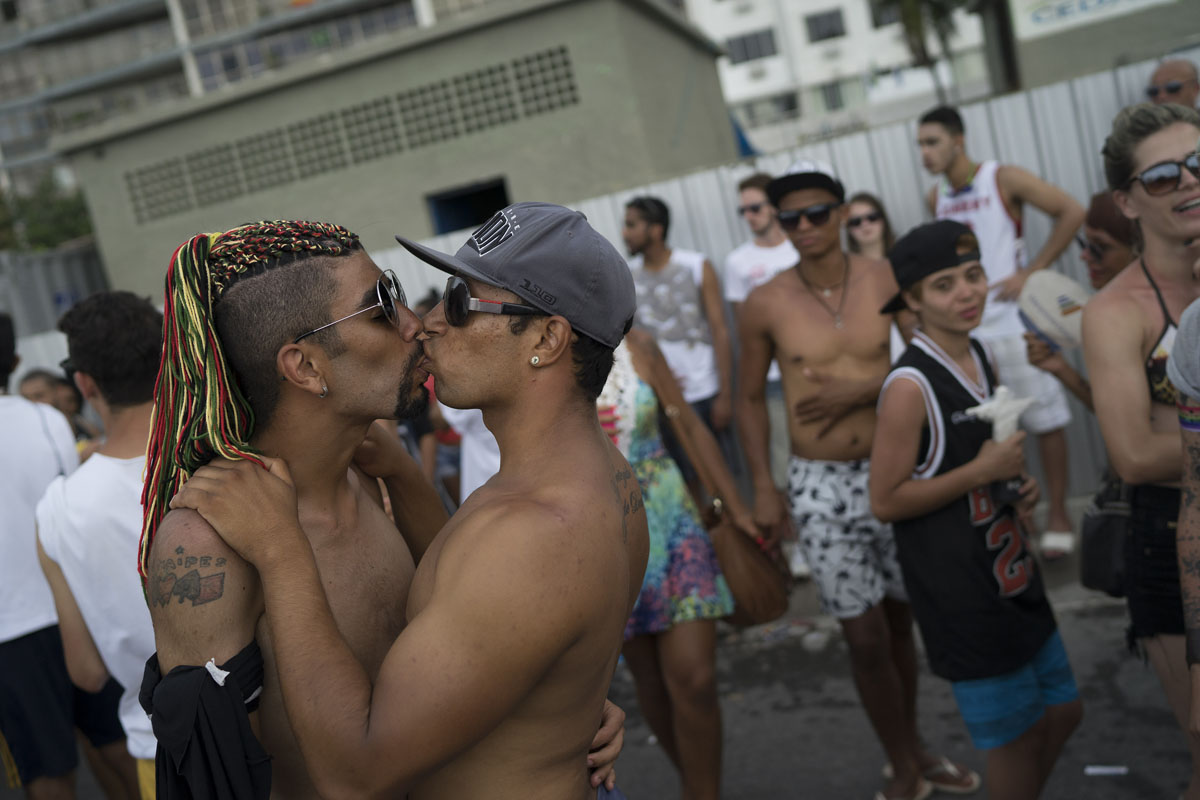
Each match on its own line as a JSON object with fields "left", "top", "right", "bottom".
{"left": 951, "top": 629, "right": 1079, "bottom": 750}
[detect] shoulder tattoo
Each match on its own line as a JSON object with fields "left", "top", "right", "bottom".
{"left": 149, "top": 545, "right": 227, "bottom": 608}
{"left": 611, "top": 465, "right": 644, "bottom": 544}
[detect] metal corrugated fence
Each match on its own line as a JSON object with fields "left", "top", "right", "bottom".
{"left": 375, "top": 46, "right": 1200, "bottom": 496}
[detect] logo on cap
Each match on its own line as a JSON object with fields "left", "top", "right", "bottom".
{"left": 519, "top": 278, "right": 557, "bottom": 306}
{"left": 471, "top": 208, "right": 518, "bottom": 256}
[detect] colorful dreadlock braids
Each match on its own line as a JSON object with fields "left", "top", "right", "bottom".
{"left": 138, "top": 220, "right": 361, "bottom": 578}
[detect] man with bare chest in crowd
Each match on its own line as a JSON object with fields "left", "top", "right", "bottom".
{"left": 140, "top": 220, "right": 624, "bottom": 800}
{"left": 737, "top": 163, "right": 980, "bottom": 800}
{"left": 168, "top": 206, "right": 646, "bottom": 800}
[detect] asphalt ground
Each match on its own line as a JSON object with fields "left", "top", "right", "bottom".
{"left": 5, "top": 502, "right": 1190, "bottom": 799}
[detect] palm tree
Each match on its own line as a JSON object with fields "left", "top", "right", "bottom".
{"left": 884, "top": 0, "right": 969, "bottom": 103}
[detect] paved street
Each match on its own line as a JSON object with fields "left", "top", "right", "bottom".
{"left": 5, "top": 536, "right": 1190, "bottom": 800}
{"left": 610, "top": 552, "right": 1191, "bottom": 799}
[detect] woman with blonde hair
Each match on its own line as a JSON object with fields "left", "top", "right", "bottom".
{"left": 1085, "top": 102, "right": 1200, "bottom": 798}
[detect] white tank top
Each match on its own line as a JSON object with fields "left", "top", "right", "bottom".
{"left": 934, "top": 161, "right": 1026, "bottom": 338}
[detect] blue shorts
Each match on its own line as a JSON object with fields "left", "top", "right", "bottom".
{"left": 951, "top": 629, "right": 1079, "bottom": 750}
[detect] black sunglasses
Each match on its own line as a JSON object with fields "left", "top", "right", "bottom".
{"left": 59, "top": 358, "right": 76, "bottom": 383}
{"left": 442, "top": 275, "right": 546, "bottom": 327}
{"left": 1075, "top": 234, "right": 1109, "bottom": 261}
{"left": 1146, "top": 79, "right": 1196, "bottom": 99}
{"left": 1128, "top": 152, "right": 1200, "bottom": 196}
{"left": 294, "top": 269, "right": 405, "bottom": 344}
{"left": 778, "top": 203, "right": 840, "bottom": 231}
{"left": 846, "top": 211, "right": 882, "bottom": 228}
{"left": 737, "top": 203, "right": 765, "bottom": 215}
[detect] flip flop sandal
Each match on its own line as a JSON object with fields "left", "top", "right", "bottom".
{"left": 882, "top": 759, "right": 981, "bottom": 794}
{"left": 1041, "top": 531, "right": 1075, "bottom": 560}
{"left": 873, "top": 778, "right": 933, "bottom": 800}
{"left": 921, "top": 757, "right": 981, "bottom": 794}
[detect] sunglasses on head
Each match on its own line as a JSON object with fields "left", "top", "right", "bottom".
{"left": 846, "top": 211, "right": 882, "bottom": 228}
{"left": 442, "top": 274, "right": 547, "bottom": 327}
{"left": 777, "top": 203, "right": 840, "bottom": 231}
{"left": 737, "top": 203, "right": 765, "bottom": 216}
{"left": 1145, "top": 79, "right": 1195, "bottom": 99}
{"left": 1128, "top": 152, "right": 1200, "bottom": 196}
{"left": 293, "top": 269, "right": 406, "bottom": 344}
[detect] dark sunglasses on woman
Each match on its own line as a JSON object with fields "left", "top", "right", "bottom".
{"left": 1128, "top": 152, "right": 1200, "bottom": 196}
{"left": 1075, "top": 234, "right": 1109, "bottom": 261}
{"left": 442, "top": 274, "right": 547, "bottom": 327}
{"left": 846, "top": 211, "right": 882, "bottom": 228}
{"left": 778, "top": 202, "right": 840, "bottom": 231}
{"left": 293, "top": 269, "right": 406, "bottom": 343}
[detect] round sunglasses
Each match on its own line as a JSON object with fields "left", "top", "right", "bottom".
{"left": 293, "top": 269, "right": 406, "bottom": 344}
{"left": 1128, "top": 152, "right": 1200, "bottom": 196}
{"left": 778, "top": 202, "right": 840, "bottom": 231}
{"left": 442, "top": 275, "right": 546, "bottom": 327}
{"left": 846, "top": 211, "right": 882, "bottom": 228}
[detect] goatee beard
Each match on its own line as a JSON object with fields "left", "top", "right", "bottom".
{"left": 393, "top": 346, "right": 430, "bottom": 420}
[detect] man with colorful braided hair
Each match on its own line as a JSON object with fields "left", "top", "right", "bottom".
{"left": 171, "top": 204, "right": 647, "bottom": 799}
{"left": 139, "top": 219, "right": 625, "bottom": 800}
{"left": 137, "top": 220, "right": 447, "bottom": 799}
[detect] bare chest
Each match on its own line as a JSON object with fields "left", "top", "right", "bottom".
{"left": 772, "top": 287, "right": 893, "bottom": 370}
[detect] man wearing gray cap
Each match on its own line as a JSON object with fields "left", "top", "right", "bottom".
{"left": 737, "top": 162, "right": 979, "bottom": 800}
{"left": 176, "top": 202, "right": 648, "bottom": 800}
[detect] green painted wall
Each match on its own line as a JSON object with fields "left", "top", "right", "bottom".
{"left": 62, "top": 0, "right": 734, "bottom": 296}
{"left": 1016, "top": 3, "right": 1200, "bottom": 88}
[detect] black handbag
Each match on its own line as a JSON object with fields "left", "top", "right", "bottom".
{"left": 1079, "top": 474, "right": 1130, "bottom": 598}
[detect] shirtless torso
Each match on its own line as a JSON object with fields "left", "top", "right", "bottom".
{"left": 401, "top": 439, "right": 647, "bottom": 799}
{"left": 743, "top": 253, "right": 900, "bottom": 463}
{"left": 149, "top": 468, "right": 414, "bottom": 800}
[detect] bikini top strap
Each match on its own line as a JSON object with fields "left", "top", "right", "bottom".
{"left": 1140, "top": 257, "right": 1176, "bottom": 327}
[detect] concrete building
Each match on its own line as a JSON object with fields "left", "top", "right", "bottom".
{"left": 0, "top": 0, "right": 439, "bottom": 193}
{"left": 54, "top": 0, "right": 736, "bottom": 295}
{"left": 1010, "top": 0, "right": 1200, "bottom": 89}
{"left": 680, "top": 0, "right": 990, "bottom": 151}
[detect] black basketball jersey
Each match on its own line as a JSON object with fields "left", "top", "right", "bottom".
{"left": 885, "top": 330, "right": 1055, "bottom": 682}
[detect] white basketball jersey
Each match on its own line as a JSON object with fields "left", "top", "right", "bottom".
{"left": 934, "top": 161, "right": 1026, "bottom": 338}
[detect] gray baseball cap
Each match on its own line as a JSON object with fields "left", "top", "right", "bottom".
{"left": 395, "top": 202, "right": 635, "bottom": 349}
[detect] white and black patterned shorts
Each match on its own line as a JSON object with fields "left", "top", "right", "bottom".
{"left": 787, "top": 457, "right": 907, "bottom": 619}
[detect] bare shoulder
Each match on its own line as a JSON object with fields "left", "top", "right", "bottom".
{"left": 851, "top": 253, "right": 899, "bottom": 292}
{"left": 1085, "top": 267, "right": 1144, "bottom": 328}
{"left": 743, "top": 270, "right": 795, "bottom": 316}
{"left": 624, "top": 328, "right": 656, "bottom": 356}
{"left": 147, "top": 509, "right": 263, "bottom": 669}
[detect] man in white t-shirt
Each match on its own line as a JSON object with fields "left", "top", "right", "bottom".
{"left": 624, "top": 195, "right": 738, "bottom": 487}
{"left": 724, "top": 172, "right": 807, "bottom": 576}
{"left": 919, "top": 104, "right": 1085, "bottom": 556}
{"left": 35, "top": 292, "right": 163, "bottom": 799}
{"left": 0, "top": 312, "right": 137, "bottom": 799}
{"left": 438, "top": 403, "right": 501, "bottom": 504}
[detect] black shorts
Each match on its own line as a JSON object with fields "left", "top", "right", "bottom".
{"left": 0, "top": 626, "right": 125, "bottom": 785}
{"left": 1125, "top": 485, "right": 1185, "bottom": 642}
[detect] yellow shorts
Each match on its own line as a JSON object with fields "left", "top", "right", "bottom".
{"left": 137, "top": 758, "right": 156, "bottom": 800}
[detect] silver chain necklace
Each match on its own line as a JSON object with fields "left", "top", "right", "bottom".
{"left": 799, "top": 254, "right": 850, "bottom": 329}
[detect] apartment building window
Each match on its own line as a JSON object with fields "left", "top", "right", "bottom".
{"left": 738, "top": 90, "right": 799, "bottom": 129}
{"left": 805, "top": 10, "right": 845, "bottom": 42}
{"left": 726, "top": 29, "right": 777, "bottom": 65}
{"left": 820, "top": 80, "right": 844, "bottom": 111}
{"left": 869, "top": 0, "right": 900, "bottom": 27}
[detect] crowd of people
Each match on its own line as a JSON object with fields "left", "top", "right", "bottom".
{"left": 1, "top": 57, "right": 1200, "bottom": 800}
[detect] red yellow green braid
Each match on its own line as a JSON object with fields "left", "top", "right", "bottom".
{"left": 138, "top": 220, "right": 360, "bottom": 578}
